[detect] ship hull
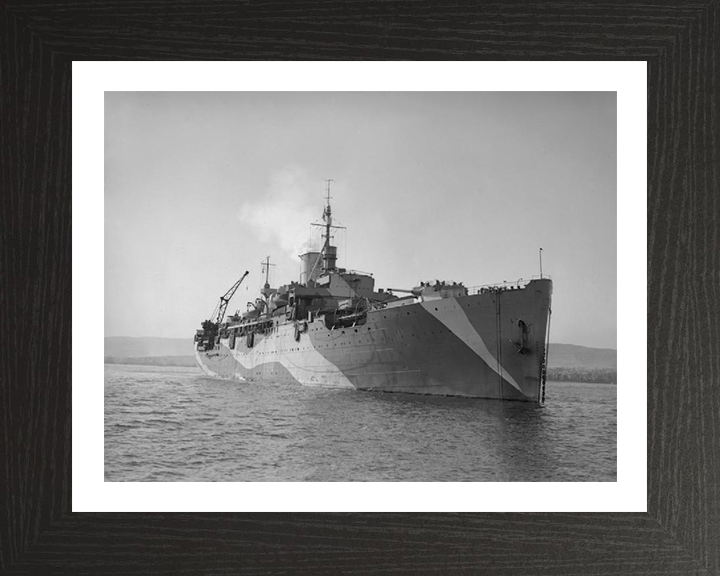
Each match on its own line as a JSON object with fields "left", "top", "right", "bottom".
{"left": 195, "top": 279, "right": 552, "bottom": 402}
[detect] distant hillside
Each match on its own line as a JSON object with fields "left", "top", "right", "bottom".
{"left": 105, "top": 338, "right": 615, "bottom": 371}
{"left": 105, "top": 355, "right": 197, "bottom": 367}
{"left": 547, "top": 344, "right": 616, "bottom": 370}
{"left": 105, "top": 336, "right": 193, "bottom": 358}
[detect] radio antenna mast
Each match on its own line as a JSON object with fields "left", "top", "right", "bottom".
{"left": 261, "top": 256, "right": 275, "bottom": 298}
{"left": 310, "top": 179, "right": 345, "bottom": 274}
{"left": 322, "top": 179, "right": 334, "bottom": 254}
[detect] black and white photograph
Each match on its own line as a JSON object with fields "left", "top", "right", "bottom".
{"left": 104, "top": 91, "right": 617, "bottom": 482}
{"left": 5, "top": 2, "right": 717, "bottom": 572}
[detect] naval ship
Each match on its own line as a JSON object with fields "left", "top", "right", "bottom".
{"left": 194, "top": 187, "right": 553, "bottom": 402}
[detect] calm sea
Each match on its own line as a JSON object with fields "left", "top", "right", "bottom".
{"left": 104, "top": 364, "right": 616, "bottom": 482}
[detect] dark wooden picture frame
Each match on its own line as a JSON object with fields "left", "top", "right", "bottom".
{"left": 2, "top": 2, "right": 718, "bottom": 574}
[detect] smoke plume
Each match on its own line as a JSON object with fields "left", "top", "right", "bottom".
{"left": 238, "top": 166, "right": 324, "bottom": 261}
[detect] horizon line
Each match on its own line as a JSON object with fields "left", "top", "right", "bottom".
{"left": 104, "top": 335, "right": 617, "bottom": 352}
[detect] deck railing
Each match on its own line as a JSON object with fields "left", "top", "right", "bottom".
{"left": 467, "top": 275, "right": 552, "bottom": 295}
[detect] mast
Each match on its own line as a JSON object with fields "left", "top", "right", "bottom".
{"left": 260, "top": 255, "right": 275, "bottom": 298}
{"left": 322, "top": 179, "right": 334, "bottom": 262}
{"left": 311, "top": 178, "right": 344, "bottom": 273}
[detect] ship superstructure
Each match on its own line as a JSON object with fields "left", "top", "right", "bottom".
{"left": 195, "top": 184, "right": 553, "bottom": 402}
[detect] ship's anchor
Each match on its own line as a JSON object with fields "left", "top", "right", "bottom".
{"left": 511, "top": 319, "right": 530, "bottom": 354}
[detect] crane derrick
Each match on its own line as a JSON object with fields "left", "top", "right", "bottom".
{"left": 211, "top": 270, "right": 250, "bottom": 326}
{"left": 196, "top": 271, "right": 249, "bottom": 351}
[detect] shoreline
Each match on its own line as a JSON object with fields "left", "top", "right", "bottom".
{"left": 104, "top": 356, "right": 617, "bottom": 384}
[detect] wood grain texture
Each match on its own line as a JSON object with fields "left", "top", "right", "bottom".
{"left": 1, "top": 1, "right": 718, "bottom": 574}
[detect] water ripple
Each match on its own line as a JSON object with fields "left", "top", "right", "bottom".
{"left": 105, "top": 364, "right": 616, "bottom": 482}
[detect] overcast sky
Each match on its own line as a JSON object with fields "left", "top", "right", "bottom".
{"left": 105, "top": 91, "right": 616, "bottom": 348}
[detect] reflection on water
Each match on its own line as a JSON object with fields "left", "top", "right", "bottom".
{"left": 105, "top": 364, "right": 616, "bottom": 482}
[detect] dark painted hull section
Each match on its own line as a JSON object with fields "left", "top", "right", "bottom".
{"left": 308, "top": 280, "right": 551, "bottom": 400}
